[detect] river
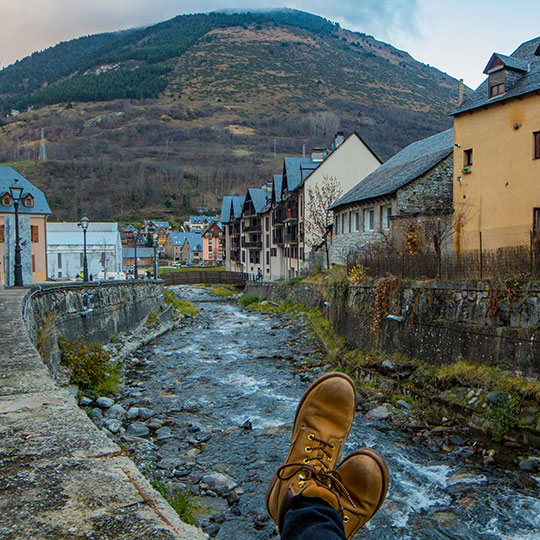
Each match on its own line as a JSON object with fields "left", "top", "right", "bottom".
{"left": 116, "top": 286, "right": 540, "bottom": 539}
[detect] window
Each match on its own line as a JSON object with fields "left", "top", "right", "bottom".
{"left": 351, "top": 212, "right": 359, "bottom": 232}
{"left": 266, "top": 251, "right": 270, "bottom": 265}
{"left": 31, "top": 225, "right": 39, "bottom": 243}
{"left": 1, "top": 194, "right": 11, "bottom": 206}
{"left": 0, "top": 225, "right": 3, "bottom": 242}
{"left": 363, "top": 209, "right": 374, "bottom": 232}
{"left": 271, "top": 247, "right": 277, "bottom": 257}
{"left": 265, "top": 217, "right": 270, "bottom": 230}
{"left": 32, "top": 255, "right": 35, "bottom": 272}
{"left": 381, "top": 206, "right": 392, "bottom": 230}
{"left": 464, "top": 149, "right": 473, "bottom": 167}
{"left": 488, "top": 69, "right": 506, "bottom": 98}
{"left": 342, "top": 213, "right": 348, "bottom": 234}
{"left": 58, "top": 253, "right": 62, "bottom": 268}
{"left": 23, "top": 195, "right": 34, "bottom": 208}
{"left": 534, "top": 132, "right": 540, "bottom": 160}
{"left": 241, "top": 251, "right": 245, "bottom": 262}
{"left": 489, "top": 82, "right": 505, "bottom": 98}
{"left": 534, "top": 208, "right": 540, "bottom": 231}
{"left": 335, "top": 215, "right": 340, "bottom": 234}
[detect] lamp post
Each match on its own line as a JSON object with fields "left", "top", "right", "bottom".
{"left": 9, "top": 179, "right": 24, "bottom": 287}
{"left": 153, "top": 232, "right": 159, "bottom": 280}
{"left": 78, "top": 215, "right": 89, "bottom": 282}
{"left": 133, "top": 228, "right": 139, "bottom": 279}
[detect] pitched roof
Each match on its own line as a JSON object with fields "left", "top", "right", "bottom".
{"left": 331, "top": 129, "right": 453, "bottom": 209}
{"left": 453, "top": 36, "right": 540, "bottom": 115}
{"left": 220, "top": 196, "right": 233, "bottom": 223}
{"left": 246, "top": 188, "right": 269, "bottom": 214}
{"left": 283, "top": 157, "right": 317, "bottom": 192}
{"left": 0, "top": 166, "right": 51, "bottom": 215}
{"left": 189, "top": 215, "right": 218, "bottom": 225}
{"left": 232, "top": 195, "right": 245, "bottom": 219}
{"left": 168, "top": 231, "right": 202, "bottom": 251}
{"left": 147, "top": 220, "right": 169, "bottom": 229}
{"left": 273, "top": 174, "right": 283, "bottom": 203}
{"left": 48, "top": 222, "right": 118, "bottom": 233}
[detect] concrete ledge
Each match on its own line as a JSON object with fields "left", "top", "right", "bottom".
{"left": 0, "top": 288, "right": 207, "bottom": 540}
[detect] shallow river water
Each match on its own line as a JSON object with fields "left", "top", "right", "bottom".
{"left": 118, "top": 286, "right": 539, "bottom": 539}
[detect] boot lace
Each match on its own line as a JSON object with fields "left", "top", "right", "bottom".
{"left": 276, "top": 435, "right": 356, "bottom": 517}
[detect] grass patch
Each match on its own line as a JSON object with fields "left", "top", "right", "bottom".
{"left": 211, "top": 284, "right": 237, "bottom": 297}
{"left": 164, "top": 288, "right": 199, "bottom": 316}
{"left": 287, "top": 277, "right": 303, "bottom": 286}
{"left": 435, "top": 361, "right": 540, "bottom": 400}
{"left": 150, "top": 478, "right": 199, "bottom": 525}
{"left": 238, "top": 294, "right": 259, "bottom": 307}
{"left": 144, "top": 311, "right": 161, "bottom": 326}
{"left": 59, "top": 337, "right": 122, "bottom": 396}
{"left": 486, "top": 394, "right": 522, "bottom": 441}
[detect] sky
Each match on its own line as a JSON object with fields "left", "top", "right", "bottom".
{"left": 0, "top": 0, "right": 538, "bottom": 89}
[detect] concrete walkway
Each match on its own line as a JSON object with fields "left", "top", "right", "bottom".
{"left": 0, "top": 289, "right": 207, "bottom": 540}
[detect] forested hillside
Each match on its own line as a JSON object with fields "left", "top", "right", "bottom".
{"left": 0, "top": 9, "right": 465, "bottom": 223}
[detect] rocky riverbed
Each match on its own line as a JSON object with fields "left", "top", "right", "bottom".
{"left": 82, "top": 286, "right": 540, "bottom": 539}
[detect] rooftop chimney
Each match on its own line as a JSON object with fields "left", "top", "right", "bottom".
{"left": 334, "top": 131, "right": 345, "bottom": 149}
{"left": 458, "top": 79, "right": 464, "bottom": 106}
{"left": 311, "top": 147, "right": 327, "bottom": 162}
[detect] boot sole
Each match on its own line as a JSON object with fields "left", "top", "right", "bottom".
{"left": 339, "top": 447, "right": 390, "bottom": 518}
{"left": 265, "top": 372, "right": 357, "bottom": 516}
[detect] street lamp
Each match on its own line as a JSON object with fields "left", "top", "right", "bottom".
{"left": 153, "top": 232, "right": 159, "bottom": 280}
{"left": 78, "top": 215, "right": 89, "bottom": 282}
{"left": 9, "top": 179, "right": 24, "bottom": 287}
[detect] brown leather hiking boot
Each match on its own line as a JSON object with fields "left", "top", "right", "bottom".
{"left": 336, "top": 448, "right": 389, "bottom": 538}
{"left": 265, "top": 372, "right": 357, "bottom": 531}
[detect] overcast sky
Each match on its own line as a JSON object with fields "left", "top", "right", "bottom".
{"left": 0, "top": 0, "right": 538, "bottom": 89}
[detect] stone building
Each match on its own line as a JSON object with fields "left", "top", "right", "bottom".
{"left": 329, "top": 129, "right": 453, "bottom": 265}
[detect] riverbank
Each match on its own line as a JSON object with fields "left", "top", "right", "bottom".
{"left": 0, "top": 287, "right": 207, "bottom": 540}
{"left": 76, "top": 286, "right": 539, "bottom": 539}
{"left": 243, "top": 281, "right": 540, "bottom": 461}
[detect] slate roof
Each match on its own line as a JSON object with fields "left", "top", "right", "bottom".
{"left": 247, "top": 188, "right": 269, "bottom": 214}
{"left": 147, "top": 220, "right": 169, "bottom": 229}
{"left": 48, "top": 222, "right": 118, "bottom": 233}
{"left": 273, "top": 174, "right": 283, "bottom": 203}
{"left": 48, "top": 230, "right": 120, "bottom": 247}
{"left": 283, "top": 157, "right": 317, "bottom": 192}
{"left": 231, "top": 196, "right": 245, "bottom": 219}
{"left": 220, "top": 196, "right": 233, "bottom": 223}
{"left": 168, "top": 232, "right": 202, "bottom": 251}
{"left": 453, "top": 36, "right": 540, "bottom": 115}
{"left": 0, "top": 166, "right": 51, "bottom": 215}
{"left": 189, "top": 215, "right": 218, "bottom": 225}
{"left": 331, "top": 129, "right": 453, "bottom": 210}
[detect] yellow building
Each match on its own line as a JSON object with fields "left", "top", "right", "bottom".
{"left": 452, "top": 37, "right": 540, "bottom": 251}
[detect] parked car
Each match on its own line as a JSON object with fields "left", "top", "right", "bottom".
{"left": 172, "top": 262, "right": 182, "bottom": 268}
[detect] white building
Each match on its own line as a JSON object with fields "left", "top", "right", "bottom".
{"left": 47, "top": 222, "right": 123, "bottom": 279}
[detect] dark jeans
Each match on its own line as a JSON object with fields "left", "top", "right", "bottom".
{"left": 281, "top": 496, "right": 347, "bottom": 540}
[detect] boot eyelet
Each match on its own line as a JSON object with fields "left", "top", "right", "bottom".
{"left": 307, "top": 434, "right": 315, "bottom": 441}
{"left": 298, "top": 481, "right": 306, "bottom": 487}
{"left": 343, "top": 515, "right": 349, "bottom": 523}
{"left": 303, "top": 458, "right": 310, "bottom": 464}
{"left": 305, "top": 446, "right": 312, "bottom": 452}
{"left": 330, "top": 443, "right": 335, "bottom": 450}
{"left": 298, "top": 474, "right": 306, "bottom": 480}
{"left": 328, "top": 456, "right": 332, "bottom": 462}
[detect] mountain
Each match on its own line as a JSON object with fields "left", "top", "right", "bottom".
{"left": 0, "top": 9, "right": 464, "bottom": 223}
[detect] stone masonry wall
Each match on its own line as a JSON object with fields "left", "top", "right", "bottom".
{"left": 246, "top": 279, "right": 540, "bottom": 377}
{"left": 24, "top": 281, "right": 165, "bottom": 379}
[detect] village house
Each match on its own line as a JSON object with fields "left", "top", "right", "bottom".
{"left": 202, "top": 221, "right": 224, "bottom": 265}
{"left": 121, "top": 224, "right": 146, "bottom": 247}
{"left": 0, "top": 166, "right": 51, "bottom": 285}
{"left": 452, "top": 36, "right": 540, "bottom": 252}
{"left": 186, "top": 215, "right": 219, "bottom": 233}
{"left": 122, "top": 246, "right": 154, "bottom": 271}
{"left": 141, "top": 220, "right": 169, "bottom": 247}
{"left": 164, "top": 232, "right": 203, "bottom": 263}
{"left": 221, "top": 195, "right": 245, "bottom": 273}
{"left": 47, "top": 222, "right": 123, "bottom": 279}
{"left": 330, "top": 129, "right": 454, "bottom": 265}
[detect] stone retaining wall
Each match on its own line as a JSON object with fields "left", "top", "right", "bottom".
{"left": 246, "top": 280, "right": 540, "bottom": 377}
{"left": 24, "top": 281, "right": 166, "bottom": 380}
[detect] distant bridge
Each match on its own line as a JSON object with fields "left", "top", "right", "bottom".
{"left": 160, "top": 270, "right": 248, "bottom": 287}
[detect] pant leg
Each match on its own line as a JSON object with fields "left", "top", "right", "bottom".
{"left": 280, "top": 496, "right": 347, "bottom": 540}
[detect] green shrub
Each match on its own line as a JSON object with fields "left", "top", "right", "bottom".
{"left": 149, "top": 478, "right": 198, "bottom": 525}
{"left": 211, "top": 285, "right": 237, "bottom": 297}
{"left": 287, "top": 277, "right": 303, "bottom": 286}
{"left": 487, "top": 394, "right": 522, "bottom": 441}
{"left": 238, "top": 294, "right": 259, "bottom": 306}
{"left": 164, "top": 288, "right": 199, "bottom": 316}
{"left": 59, "top": 337, "right": 122, "bottom": 395}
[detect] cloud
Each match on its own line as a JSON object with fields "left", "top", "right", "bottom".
{"left": 0, "top": 0, "right": 421, "bottom": 68}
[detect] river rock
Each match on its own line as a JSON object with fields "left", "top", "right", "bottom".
{"left": 138, "top": 407, "right": 154, "bottom": 420}
{"left": 486, "top": 392, "right": 510, "bottom": 407}
{"left": 519, "top": 458, "right": 539, "bottom": 472}
{"left": 126, "top": 407, "right": 140, "bottom": 420}
{"left": 396, "top": 400, "right": 412, "bottom": 410}
{"left": 156, "top": 427, "right": 173, "bottom": 441}
{"left": 202, "top": 472, "right": 237, "bottom": 495}
{"left": 105, "top": 404, "right": 127, "bottom": 418}
{"left": 196, "top": 432, "right": 212, "bottom": 443}
{"left": 96, "top": 397, "right": 114, "bottom": 409}
{"left": 79, "top": 396, "right": 93, "bottom": 406}
{"left": 127, "top": 422, "right": 150, "bottom": 437}
{"left": 147, "top": 418, "right": 164, "bottom": 430}
{"left": 381, "top": 359, "right": 396, "bottom": 372}
{"left": 156, "top": 457, "right": 183, "bottom": 470}
{"left": 87, "top": 407, "right": 103, "bottom": 422}
{"left": 103, "top": 418, "right": 122, "bottom": 434}
{"left": 366, "top": 406, "right": 390, "bottom": 421}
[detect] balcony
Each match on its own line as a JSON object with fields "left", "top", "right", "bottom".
{"left": 242, "top": 239, "right": 263, "bottom": 249}
{"left": 244, "top": 222, "right": 262, "bottom": 232}
{"left": 285, "top": 233, "right": 298, "bottom": 243}
{"left": 272, "top": 209, "right": 285, "bottom": 226}
{"left": 284, "top": 207, "right": 298, "bottom": 222}
{"left": 272, "top": 233, "right": 284, "bottom": 245}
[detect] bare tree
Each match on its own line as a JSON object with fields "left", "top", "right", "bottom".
{"left": 306, "top": 175, "right": 343, "bottom": 269}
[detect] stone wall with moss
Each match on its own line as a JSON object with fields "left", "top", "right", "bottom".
{"left": 24, "top": 281, "right": 165, "bottom": 379}
{"left": 246, "top": 279, "right": 540, "bottom": 377}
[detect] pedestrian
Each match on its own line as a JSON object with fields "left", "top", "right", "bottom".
{"left": 266, "top": 373, "right": 389, "bottom": 539}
